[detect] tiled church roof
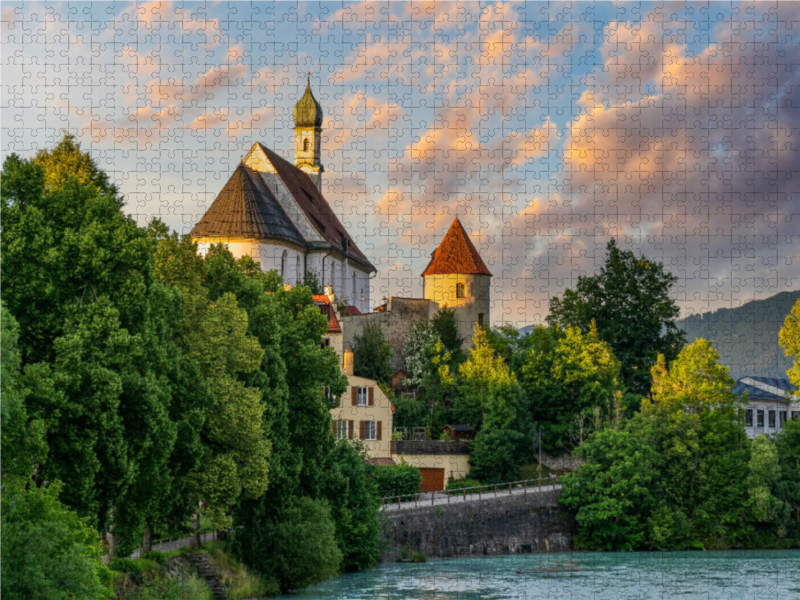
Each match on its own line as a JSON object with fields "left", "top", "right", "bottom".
{"left": 257, "top": 144, "right": 374, "bottom": 271}
{"left": 421, "top": 217, "right": 492, "bottom": 277}
{"left": 190, "top": 163, "right": 305, "bottom": 246}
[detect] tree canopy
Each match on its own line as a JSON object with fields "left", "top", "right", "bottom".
{"left": 547, "top": 238, "right": 686, "bottom": 396}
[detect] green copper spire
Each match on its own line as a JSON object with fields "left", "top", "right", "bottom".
{"left": 293, "top": 72, "right": 323, "bottom": 128}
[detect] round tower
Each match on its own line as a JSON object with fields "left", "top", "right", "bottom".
{"left": 293, "top": 73, "right": 324, "bottom": 190}
{"left": 422, "top": 217, "right": 492, "bottom": 346}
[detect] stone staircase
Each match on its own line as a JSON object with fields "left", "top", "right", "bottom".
{"left": 187, "top": 552, "right": 229, "bottom": 600}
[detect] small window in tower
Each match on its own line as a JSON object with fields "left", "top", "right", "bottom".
{"left": 456, "top": 283, "right": 465, "bottom": 298}
{"left": 303, "top": 138, "right": 310, "bottom": 152}
{"left": 478, "top": 313, "right": 484, "bottom": 326}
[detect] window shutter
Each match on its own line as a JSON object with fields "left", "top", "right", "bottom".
{"left": 351, "top": 387, "right": 358, "bottom": 406}
{"left": 377, "top": 421, "right": 382, "bottom": 441}
{"left": 359, "top": 420, "right": 366, "bottom": 440}
{"left": 349, "top": 420, "right": 354, "bottom": 439}
{"left": 368, "top": 387, "right": 374, "bottom": 406}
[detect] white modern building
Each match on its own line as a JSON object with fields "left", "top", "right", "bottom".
{"left": 734, "top": 376, "right": 800, "bottom": 438}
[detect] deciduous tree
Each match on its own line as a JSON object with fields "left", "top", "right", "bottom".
{"left": 548, "top": 238, "right": 686, "bottom": 396}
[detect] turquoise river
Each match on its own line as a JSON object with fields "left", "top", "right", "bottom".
{"left": 280, "top": 550, "right": 800, "bottom": 599}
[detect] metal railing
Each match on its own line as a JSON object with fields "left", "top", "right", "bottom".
{"left": 380, "top": 475, "right": 560, "bottom": 510}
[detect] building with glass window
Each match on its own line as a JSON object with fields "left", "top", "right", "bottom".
{"left": 734, "top": 376, "right": 799, "bottom": 438}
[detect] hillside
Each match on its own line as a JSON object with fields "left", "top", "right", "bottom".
{"left": 677, "top": 291, "right": 800, "bottom": 380}
{"left": 518, "top": 290, "right": 800, "bottom": 381}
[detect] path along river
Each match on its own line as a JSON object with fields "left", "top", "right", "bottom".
{"left": 280, "top": 550, "right": 800, "bottom": 599}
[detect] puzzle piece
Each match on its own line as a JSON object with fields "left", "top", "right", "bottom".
{"left": 3, "top": 1, "right": 800, "bottom": 597}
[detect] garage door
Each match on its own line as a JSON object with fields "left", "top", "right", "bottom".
{"left": 419, "top": 468, "right": 445, "bottom": 493}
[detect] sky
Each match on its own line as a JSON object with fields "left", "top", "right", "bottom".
{"left": 3, "top": 1, "right": 799, "bottom": 326}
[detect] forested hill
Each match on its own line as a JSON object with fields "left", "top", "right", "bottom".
{"left": 677, "top": 290, "right": 800, "bottom": 380}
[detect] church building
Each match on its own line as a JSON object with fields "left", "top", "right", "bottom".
{"left": 190, "top": 75, "right": 375, "bottom": 312}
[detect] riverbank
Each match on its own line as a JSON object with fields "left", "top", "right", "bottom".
{"left": 281, "top": 550, "right": 800, "bottom": 599}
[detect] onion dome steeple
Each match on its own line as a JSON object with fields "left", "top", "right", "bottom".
{"left": 293, "top": 73, "right": 323, "bottom": 128}
{"left": 293, "top": 73, "right": 324, "bottom": 190}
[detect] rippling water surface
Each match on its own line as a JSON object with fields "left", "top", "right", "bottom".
{"left": 281, "top": 550, "right": 800, "bottom": 599}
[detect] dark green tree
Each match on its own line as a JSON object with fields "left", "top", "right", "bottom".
{"left": 547, "top": 238, "right": 686, "bottom": 396}
{"left": 2, "top": 147, "right": 180, "bottom": 554}
{"left": 318, "top": 440, "right": 382, "bottom": 571}
{"left": 431, "top": 307, "right": 464, "bottom": 364}
{"left": 352, "top": 321, "right": 393, "bottom": 385}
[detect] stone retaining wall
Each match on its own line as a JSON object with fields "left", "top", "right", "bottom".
{"left": 380, "top": 489, "right": 574, "bottom": 561}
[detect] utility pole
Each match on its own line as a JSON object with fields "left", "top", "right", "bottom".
{"left": 537, "top": 426, "right": 543, "bottom": 478}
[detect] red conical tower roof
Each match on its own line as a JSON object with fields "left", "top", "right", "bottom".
{"left": 421, "top": 217, "right": 492, "bottom": 277}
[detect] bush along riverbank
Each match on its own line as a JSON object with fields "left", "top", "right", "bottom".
{"left": 109, "top": 540, "right": 275, "bottom": 600}
{"left": 560, "top": 342, "right": 800, "bottom": 552}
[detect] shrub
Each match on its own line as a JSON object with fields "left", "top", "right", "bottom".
{"left": 142, "top": 550, "right": 167, "bottom": 564}
{"left": 235, "top": 497, "right": 341, "bottom": 593}
{"left": 411, "top": 551, "right": 427, "bottom": 563}
{"left": 1, "top": 480, "right": 114, "bottom": 600}
{"left": 445, "top": 477, "right": 481, "bottom": 492}
{"left": 373, "top": 461, "right": 422, "bottom": 499}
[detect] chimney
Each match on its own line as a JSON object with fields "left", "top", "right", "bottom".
{"left": 343, "top": 348, "right": 354, "bottom": 376}
{"left": 324, "top": 285, "right": 335, "bottom": 305}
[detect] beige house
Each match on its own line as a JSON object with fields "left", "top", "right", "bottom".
{"left": 330, "top": 365, "right": 395, "bottom": 460}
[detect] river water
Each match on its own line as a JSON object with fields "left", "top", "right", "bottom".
{"left": 282, "top": 550, "right": 800, "bottom": 599}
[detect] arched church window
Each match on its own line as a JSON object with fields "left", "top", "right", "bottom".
{"left": 296, "top": 255, "right": 302, "bottom": 284}
{"left": 303, "top": 138, "right": 310, "bottom": 152}
{"left": 281, "top": 250, "right": 288, "bottom": 281}
{"left": 352, "top": 272, "right": 357, "bottom": 302}
{"left": 360, "top": 289, "right": 364, "bottom": 312}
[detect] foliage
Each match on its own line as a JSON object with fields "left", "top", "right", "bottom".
{"left": 302, "top": 268, "right": 323, "bottom": 295}
{"left": 517, "top": 323, "right": 622, "bottom": 454}
{"left": 403, "top": 320, "right": 439, "bottom": 386}
{"left": 32, "top": 133, "right": 118, "bottom": 197}
{"left": 1, "top": 303, "right": 47, "bottom": 481}
{"left": 780, "top": 296, "right": 800, "bottom": 390}
{"left": 1, "top": 480, "right": 114, "bottom": 600}
{"left": 430, "top": 307, "right": 464, "bottom": 363}
{"left": 470, "top": 428, "right": 528, "bottom": 484}
{"left": 547, "top": 238, "right": 686, "bottom": 396}
{"left": 373, "top": 460, "right": 423, "bottom": 498}
{"left": 318, "top": 440, "right": 382, "bottom": 571}
{"left": 352, "top": 320, "right": 393, "bottom": 385}
{"left": 458, "top": 327, "right": 529, "bottom": 482}
{"left": 682, "top": 290, "right": 800, "bottom": 380}
{"left": 560, "top": 340, "right": 772, "bottom": 551}
{"left": 115, "top": 572, "right": 213, "bottom": 600}
{"left": 236, "top": 497, "right": 342, "bottom": 593}
{"left": 203, "top": 541, "right": 277, "bottom": 600}
{"left": 445, "top": 477, "right": 481, "bottom": 492}
{"left": 2, "top": 148, "right": 180, "bottom": 553}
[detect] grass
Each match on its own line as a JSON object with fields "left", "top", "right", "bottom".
{"left": 111, "top": 558, "right": 213, "bottom": 600}
{"left": 202, "top": 540, "right": 279, "bottom": 600}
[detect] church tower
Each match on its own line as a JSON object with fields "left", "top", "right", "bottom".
{"left": 293, "top": 73, "right": 324, "bottom": 190}
{"left": 422, "top": 217, "right": 492, "bottom": 347}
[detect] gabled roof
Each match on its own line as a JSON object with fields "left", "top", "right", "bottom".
{"left": 441, "top": 424, "right": 475, "bottom": 432}
{"left": 255, "top": 143, "right": 375, "bottom": 272}
{"left": 341, "top": 305, "right": 362, "bottom": 316}
{"left": 732, "top": 377, "right": 796, "bottom": 401}
{"left": 313, "top": 295, "right": 341, "bottom": 333}
{"left": 749, "top": 377, "right": 796, "bottom": 392}
{"left": 422, "top": 217, "right": 492, "bottom": 277}
{"left": 190, "top": 163, "right": 305, "bottom": 246}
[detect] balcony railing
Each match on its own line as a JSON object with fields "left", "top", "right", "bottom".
{"left": 391, "top": 440, "right": 471, "bottom": 455}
